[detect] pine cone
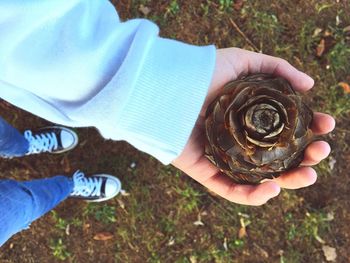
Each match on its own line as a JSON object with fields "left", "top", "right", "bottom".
{"left": 205, "top": 74, "right": 314, "bottom": 184}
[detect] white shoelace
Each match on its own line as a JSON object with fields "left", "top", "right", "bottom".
{"left": 70, "top": 170, "right": 102, "bottom": 197}
{"left": 24, "top": 130, "right": 58, "bottom": 154}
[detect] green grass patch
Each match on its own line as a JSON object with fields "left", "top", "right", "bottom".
{"left": 320, "top": 83, "right": 350, "bottom": 117}
{"left": 49, "top": 238, "right": 71, "bottom": 261}
{"left": 83, "top": 203, "right": 117, "bottom": 224}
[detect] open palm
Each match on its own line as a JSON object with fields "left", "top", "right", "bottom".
{"left": 172, "top": 48, "right": 335, "bottom": 205}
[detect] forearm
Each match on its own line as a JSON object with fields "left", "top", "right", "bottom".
{"left": 0, "top": 0, "right": 216, "bottom": 163}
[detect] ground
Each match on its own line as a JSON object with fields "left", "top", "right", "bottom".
{"left": 0, "top": 0, "right": 349, "bottom": 262}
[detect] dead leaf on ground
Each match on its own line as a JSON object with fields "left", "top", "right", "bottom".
{"left": 223, "top": 237, "right": 228, "bottom": 251}
{"left": 193, "top": 220, "right": 204, "bottom": 226}
{"left": 120, "top": 189, "right": 130, "bottom": 196}
{"left": 238, "top": 226, "right": 247, "bottom": 238}
{"left": 139, "top": 5, "right": 151, "bottom": 16}
{"left": 324, "top": 30, "right": 333, "bottom": 37}
{"left": 312, "top": 27, "right": 323, "bottom": 38}
{"left": 117, "top": 199, "right": 126, "bottom": 209}
{"left": 93, "top": 232, "right": 114, "bottom": 241}
{"left": 83, "top": 223, "right": 90, "bottom": 231}
{"left": 338, "top": 82, "right": 350, "bottom": 94}
{"left": 328, "top": 157, "right": 336, "bottom": 171}
{"left": 167, "top": 236, "right": 175, "bottom": 246}
{"left": 322, "top": 245, "right": 337, "bottom": 262}
{"left": 316, "top": 39, "right": 326, "bottom": 57}
{"left": 65, "top": 224, "right": 70, "bottom": 236}
{"left": 194, "top": 213, "right": 204, "bottom": 226}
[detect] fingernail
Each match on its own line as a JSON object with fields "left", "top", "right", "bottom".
{"left": 302, "top": 72, "right": 314, "bottom": 87}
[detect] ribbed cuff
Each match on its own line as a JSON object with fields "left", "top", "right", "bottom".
{"left": 117, "top": 38, "right": 216, "bottom": 164}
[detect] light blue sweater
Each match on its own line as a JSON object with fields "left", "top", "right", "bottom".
{"left": 0, "top": 0, "right": 216, "bottom": 164}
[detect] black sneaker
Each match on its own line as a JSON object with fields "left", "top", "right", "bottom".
{"left": 24, "top": 126, "right": 78, "bottom": 155}
{"left": 69, "top": 170, "right": 122, "bottom": 202}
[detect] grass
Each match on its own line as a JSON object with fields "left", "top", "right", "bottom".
{"left": 84, "top": 203, "right": 117, "bottom": 224}
{"left": 316, "top": 83, "right": 350, "bottom": 117}
{"left": 301, "top": 211, "right": 331, "bottom": 243}
{"left": 241, "top": 5, "right": 282, "bottom": 52}
{"left": 51, "top": 211, "right": 70, "bottom": 231}
{"left": 284, "top": 210, "right": 332, "bottom": 243}
{"left": 165, "top": 0, "right": 180, "bottom": 17}
{"left": 297, "top": 20, "right": 319, "bottom": 60}
{"left": 174, "top": 185, "right": 202, "bottom": 214}
{"left": 49, "top": 238, "right": 71, "bottom": 261}
{"left": 218, "top": 0, "right": 234, "bottom": 11}
{"left": 328, "top": 40, "right": 350, "bottom": 77}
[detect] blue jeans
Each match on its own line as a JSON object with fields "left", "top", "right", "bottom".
{"left": 0, "top": 177, "right": 73, "bottom": 246}
{"left": 0, "top": 117, "right": 73, "bottom": 246}
{"left": 0, "top": 116, "right": 29, "bottom": 157}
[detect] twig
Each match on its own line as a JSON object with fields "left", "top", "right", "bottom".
{"left": 229, "top": 18, "right": 260, "bottom": 52}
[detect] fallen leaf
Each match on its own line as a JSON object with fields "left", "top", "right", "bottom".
{"left": 316, "top": 39, "right": 326, "bottom": 57}
{"left": 139, "top": 5, "right": 151, "bottom": 16}
{"left": 322, "top": 245, "right": 337, "bottom": 262}
{"left": 193, "top": 220, "right": 204, "bottom": 226}
{"left": 344, "top": 25, "right": 350, "bottom": 33}
{"left": 65, "top": 224, "right": 70, "bottom": 236}
{"left": 83, "top": 223, "right": 90, "bottom": 231}
{"left": 117, "top": 199, "right": 125, "bottom": 209}
{"left": 336, "top": 15, "right": 340, "bottom": 26}
{"left": 277, "top": 250, "right": 284, "bottom": 257}
{"left": 326, "top": 212, "right": 334, "bottom": 221}
{"left": 167, "top": 236, "right": 175, "bottom": 246}
{"left": 93, "top": 232, "right": 114, "bottom": 241}
{"left": 194, "top": 213, "right": 204, "bottom": 226}
{"left": 223, "top": 237, "right": 228, "bottom": 251}
{"left": 328, "top": 156, "right": 336, "bottom": 170}
{"left": 120, "top": 189, "right": 130, "bottom": 196}
{"left": 312, "top": 27, "right": 323, "bottom": 38}
{"left": 324, "top": 29, "right": 333, "bottom": 37}
{"left": 238, "top": 226, "right": 247, "bottom": 238}
{"left": 201, "top": 211, "right": 208, "bottom": 216}
{"left": 338, "top": 82, "right": 350, "bottom": 94}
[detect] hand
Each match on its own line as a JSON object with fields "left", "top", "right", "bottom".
{"left": 172, "top": 48, "right": 335, "bottom": 206}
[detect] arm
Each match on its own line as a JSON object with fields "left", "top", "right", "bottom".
{"left": 0, "top": 1, "right": 334, "bottom": 205}
{"left": 0, "top": 0, "right": 215, "bottom": 164}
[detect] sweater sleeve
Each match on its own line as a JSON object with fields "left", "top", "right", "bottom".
{"left": 0, "top": 0, "right": 216, "bottom": 164}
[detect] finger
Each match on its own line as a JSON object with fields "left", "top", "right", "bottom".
{"left": 185, "top": 156, "right": 281, "bottom": 206}
{"left": 202, "top": 172, "right": 281, "bottom": 206}
{"left": 234, "top": 49, "right": 314, "bottom": 92}
{"left": 272, "top": 167, "right": 317, "bottom": 189}
{"left": 311, "top": 112, "right": 336, "bottom": 135}
{"left": 301, "top": 141, "right": 331, "bottom": 166}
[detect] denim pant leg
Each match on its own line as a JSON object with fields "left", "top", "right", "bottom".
{"left": 0, "top": 176, "right": 73, "bottom": 246}
{"left": 0, "top": 116, "right": 29, "bottom": 157}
